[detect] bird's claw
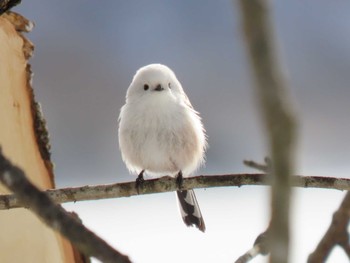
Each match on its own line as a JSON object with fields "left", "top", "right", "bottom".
{"left": 136, "top": 170, "right": 145, "bottom": 194}
{"left": 176, "top": 171, "right": 183, "bottom": 190}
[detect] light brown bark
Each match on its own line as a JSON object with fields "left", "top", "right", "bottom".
{"left": 0, "top": 13, "right": 83, "bottom": 263}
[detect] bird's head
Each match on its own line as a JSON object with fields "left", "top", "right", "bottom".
{"left": 125, "top": 64, "right": 185, "bottom": 104}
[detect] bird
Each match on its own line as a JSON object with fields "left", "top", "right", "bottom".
{"left": 118, "top": 63, "right": 207, "bottom": 232}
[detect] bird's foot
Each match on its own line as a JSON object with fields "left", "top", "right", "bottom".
{"left": 176, "top": 170, "right": 183, "bottom": 190}
{"left": 136, "top": 170, "right": 145, "bottom": 194}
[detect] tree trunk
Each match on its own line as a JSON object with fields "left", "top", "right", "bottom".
{"left": 0, "top": 12, "right": 85, "bottom": 263}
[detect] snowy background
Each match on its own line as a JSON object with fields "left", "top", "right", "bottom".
{"left": 16, "top": 1, "right": 350, "bottom": 262}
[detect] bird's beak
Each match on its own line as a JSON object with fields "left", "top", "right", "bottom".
{"left": 154, "top": 84, "right": 164, "bottom": 91}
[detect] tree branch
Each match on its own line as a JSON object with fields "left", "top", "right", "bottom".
{"left": 235, "top": 230, "right": 270, "bottom": 263}
{"left": 238, "top": 0, "right": 297, "bottom": 262}
{"left": 0, "top": 149, "right": 131, "bottom": 263}
{"left": 235, "top": 245, "right": 262, "bottom": 263}
{"left": 0, "top": 0, "right": 21, "bottom": 15}
{"left": 308, "top": 191, "right": 350, "bottom": 262}
{"left": 244, "top": 158, "right": 271, "bottom": 173}
{"left": 0, "top": 173, "right": 348, "bottom": 210}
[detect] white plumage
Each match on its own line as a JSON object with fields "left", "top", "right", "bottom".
{"left": 118, "top": 64, "right": 207, "bottom": 232}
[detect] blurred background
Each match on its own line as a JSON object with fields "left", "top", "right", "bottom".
{"left": 15, "top": 1, "right": 350, "bottom": 262}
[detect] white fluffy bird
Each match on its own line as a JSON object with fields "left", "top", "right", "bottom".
{"left": 118, "top": 64, "right": 207, "bottom": 232}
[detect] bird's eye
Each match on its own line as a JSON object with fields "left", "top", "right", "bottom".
{"left": 144, "top": 84, "right": 149, "bottom": 91}
{"left": 168, "top": 83, "right": 171, "bottom": 89}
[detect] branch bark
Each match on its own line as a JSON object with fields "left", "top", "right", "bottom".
{"left": 0, "top": 173, "right": 348, "bottom": 210}
{"left": 0, "top": 149, "right": 131, "bottom": 263}
{"left": 308, "top": 191, "right": 350, "bottom": 262}
{"left": 235, "top": 230, "right": 269, "bottom": 263}
{"left": 0, "top": 0, "right": 21, "bottom": 15}
{"left": 238, "top": 0, "right": 297, "bottom": 262}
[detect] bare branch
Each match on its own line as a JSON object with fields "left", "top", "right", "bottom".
{"left": 0, "top": 173, "right": 348, "bottom": 210}
{"left": 308, "top": 191, "right": 350, "bottom": 262}
{"left": 244, "top": 158, "right": 271, "bottom": 173}
{"left": 238, "top": 0, "right": 297, "bottom": 262}
{"left": 235, "top": 245, "right": 261, "bottom": 263}
{"left": 0, "top": 149, "right": 131, "bottom": 263}
{"left": 235, "top": 230, "right": 269, "bottom": 263}
{"left": 0, "top": 0, "right": 21, "bottom": 15}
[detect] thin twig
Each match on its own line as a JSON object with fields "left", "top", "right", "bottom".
{"left": 235, "top": 245, "right": 262, "bottom": 263}
{"left": 308, "top": 191, "right": 350, "bottom": 262}
{"left": 0, "top": 149, "right": 131, "bottom": 263}
{"left": 0, "top": 173, "right": 348, "bottom": 210}
{"left": 244, "top": 158, "right": 271, "bottom": 173}
{"left": 235, "top": 230, "right": 270, "bottom": 263}
{"left": 235, "top": 227, "right": 270, "bottom": 263}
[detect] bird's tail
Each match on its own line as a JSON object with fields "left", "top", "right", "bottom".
{"left": 176, "top": 189, "right": 206, "bottom": 232}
